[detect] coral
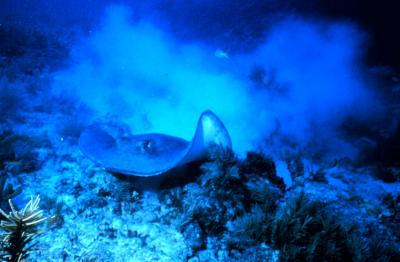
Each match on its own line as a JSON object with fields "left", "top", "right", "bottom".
{"left": 380, "top": 193, "right": 400, "bottom": 242}
{"left": 0, "top": 195, "right": 48, "bottom": 261}
{"left": 182, "top": 222, "right": 205, "bottom": 252}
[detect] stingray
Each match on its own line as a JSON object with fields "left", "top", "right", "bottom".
{"left": 79, "top": 110, "right": 232, "bottom": 176}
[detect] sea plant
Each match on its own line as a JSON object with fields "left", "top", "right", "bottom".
{"left": 270, "top": 191, "right": 351, "bottom": 261}
{"left": 239, "top": 151, "right": 285, "bottom": 191}
{"left": 0, "top": 195, "right": 47, "bottom": 261}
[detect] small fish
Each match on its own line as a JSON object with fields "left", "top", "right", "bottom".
{"left": 214, "top": 48, "right": 230, "bottom": 59}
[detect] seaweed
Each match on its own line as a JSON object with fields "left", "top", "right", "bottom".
{"left": 180, "top": 147, "right": 286, "bottom": 240}
{"left": 270, "top": 192, "right": 357, "bottom": 261}
{"left": 200, "top": 145, "right": 245, "bottom": 205}
{"left": 365, "top": 232, "right": 400, "bottom": 262}
{"left": 239, "top": 151, "right": 285, "bottom": 191}
{"left": 226, "top": 204, "right": 269, "bottom": 246}
{"left": 244, "top": 177, "right": 282, "bottom": 214}
{"left": 225, "top": 190, "right": 377, "bottom": 262}
{"left": 173, "top": 146, "right": 246, "bottom": 236}
{"left": 189, "top": 194, "right": 230, "bottom": 235}
{"left": 380, "top": 193, "right": 400, "bottom": 242}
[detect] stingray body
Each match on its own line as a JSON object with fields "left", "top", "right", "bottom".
{"left": 79, "top": 110, "right": 232, "bottom": 177}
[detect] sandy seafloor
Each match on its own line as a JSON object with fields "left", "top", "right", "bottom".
{"left": 1, "top": 5, "right": 400, "bottom": 262}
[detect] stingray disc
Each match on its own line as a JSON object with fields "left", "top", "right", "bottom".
{"left": 79, "top": 110, "right": 232, "bottom": 176}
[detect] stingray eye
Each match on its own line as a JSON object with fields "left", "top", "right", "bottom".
{"left": 138, "top": 139, "right": 154, "bottom": 153}
{"left": 143, "top": 139, "right": 153, "bottom": 150}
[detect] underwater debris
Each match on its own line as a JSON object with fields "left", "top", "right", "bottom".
{"left": 0, "top": 195, "right": 48, "bottom": 262}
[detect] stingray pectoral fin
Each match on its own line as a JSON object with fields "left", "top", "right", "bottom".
{"left": 79, "top": 125, "right": 190, "bottom": 176}
{"left": 179, "top": 110, "right": 232, "bottom": 164}
{"left": 79, "top": 125, "right": 118, "bottom": 166}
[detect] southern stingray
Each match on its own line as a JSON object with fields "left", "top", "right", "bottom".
{"left": 79, "top": 110, "right": 232, "bottom": 178}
